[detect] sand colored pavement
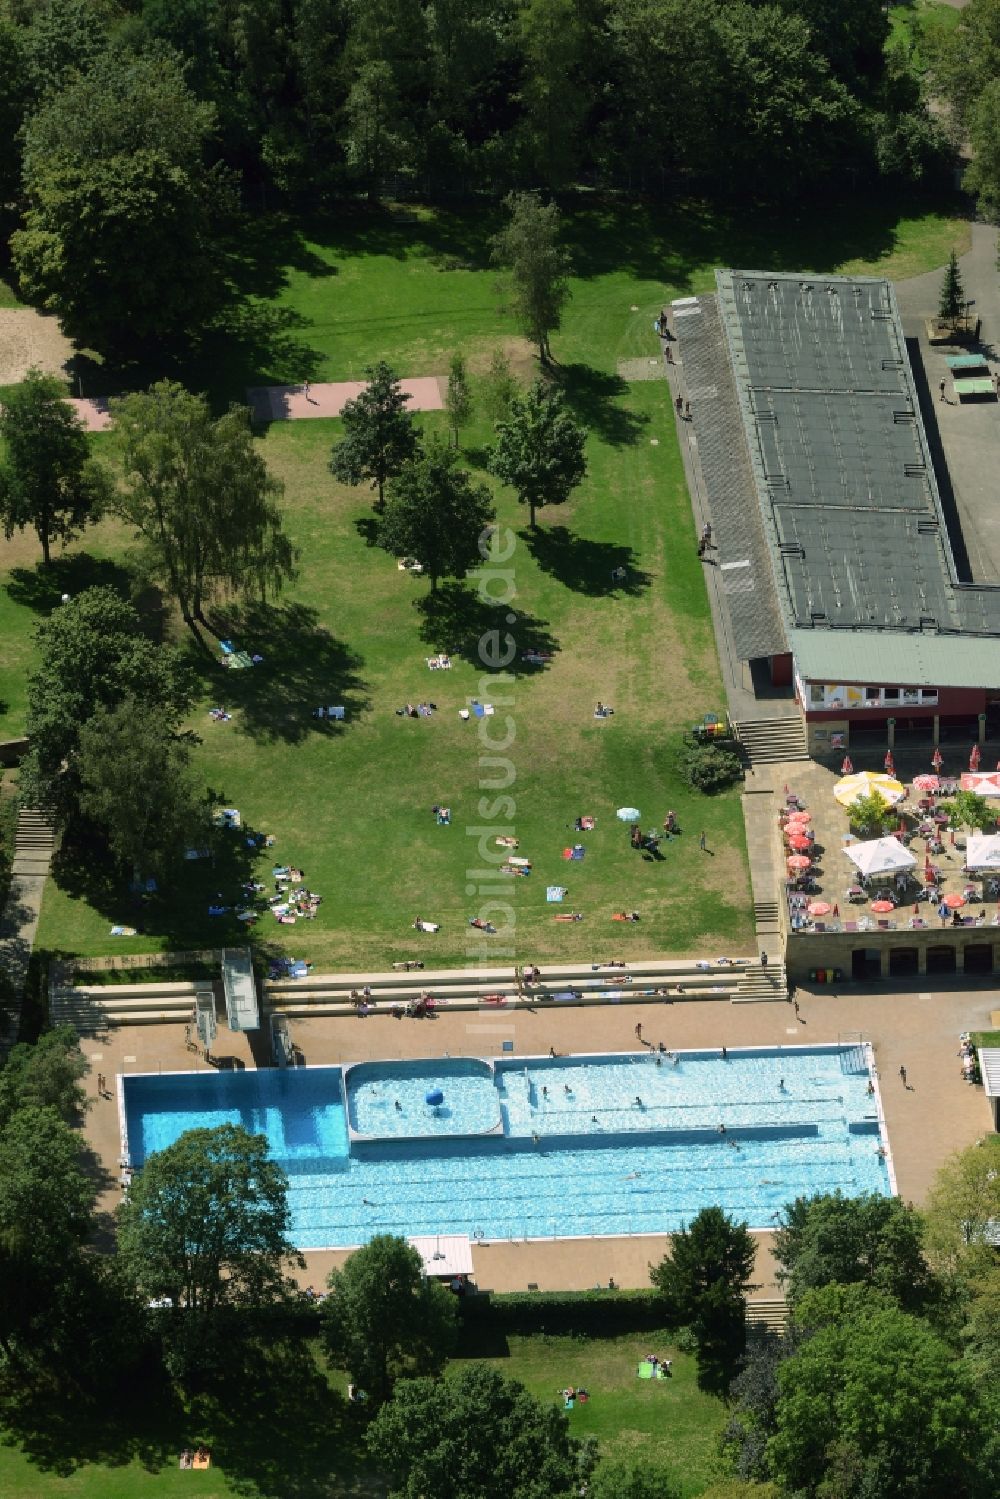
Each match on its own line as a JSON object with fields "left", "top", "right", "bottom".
{"left": 245, "top": 376, "right": 445, "bottom": 423}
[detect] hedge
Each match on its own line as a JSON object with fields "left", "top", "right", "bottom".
{"left": 459, "top": 1288, "right": 668, "bottom": 1338}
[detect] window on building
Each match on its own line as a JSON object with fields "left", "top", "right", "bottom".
{"left": 883, "top": 687, "right": 900, "bottom": 703}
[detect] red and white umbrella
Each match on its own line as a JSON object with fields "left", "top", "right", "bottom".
{"left": 807, "top": 900, "right": 831, "bottom": 917}
{"left": 970, "top": 743, "right": 981, "bottom": 771}
{"left": 913, "top": 774, "right": 939, "bottom": 793}
{"left": 884, "top": 749, "right": 895, "bottom": 775}
{"left": 841, "top": 755, "right": 854, "bottom": 775}
{"left": 943, "top": 892, "right": 965, "bottom": 909}
{"left": 871, "top": 899, "right": 894, "bottom": 914}
{"left": 787, "top": 834, "right": 811, "bottom": 852}
{"left": 786, "top": 810, "right": 811, "bottom": 825}
{"left": 931, "top": 747, "right": 943, "bottom": 771}
{"left": 787, "top": 854, "right": 812, "bottom": 871}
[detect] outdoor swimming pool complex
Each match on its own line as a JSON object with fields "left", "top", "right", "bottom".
{"left": 122, "top": 1047, "right": 891, "bottom": 1249}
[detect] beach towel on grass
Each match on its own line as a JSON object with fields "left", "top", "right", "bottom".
{"left": 546, "top": 886, "right": 567, "bottom": 902}
{"left": 110, "top": 925, "right": 137, "bottom": 937}
{"left": 227, "top": 651, "right": 254, "bottom": 670}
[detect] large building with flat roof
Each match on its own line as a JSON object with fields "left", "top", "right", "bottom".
{"left": 677, "top": 270, "right": 1000, "bottom": 752}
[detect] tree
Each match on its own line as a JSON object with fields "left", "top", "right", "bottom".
{"left": 772, "top": 1192, "right": 937, "bottom": 1314}
{"left": 344, "top": 61, "right": 411, "bottom": 198}
{"left": 491, "top": 192, "right": 571, "bottom": 364}
{"left": 720, "top": 1328, "right": 794, "bottom": 1484}
{"left": 767, "top": 1285, "right": 990, "bottom": 1499}
{"left": 517, "top": 0, "right": 591, "bottom": 186}
{"left": 111, "top": 382, "right": 297, "bottom": 628}
{"left": 650, "top": 1206, "right": 757, "bottom": 1387}
{"left": 329, "top": 361, "right": 422, "bottom": 512}
{"left": 483, "top": 346, "right": 519, "bottom": 422}
{"left": 20, "top": 586, "right": 190, "bottom": 822}
{"left": 375, "top": 438, "right": 495, "bottom": 591}
{"left": 445, "top": 352, "right": 473, "bottom": 445}
{"left": 0, "top": 1106, "right": 96, "bottom": 1383}
{"left": 847, "top": 790, "right": 890, "bottom": 838}
{"left": 940, "top": 788, "right": 994, "bottom": 833}
{"left": 939, "top": 248, "right": 966, "bottom": 323}
{"left": 78, "top": 699, "right": 210, "bottom": 882}
{"left": 117, "top": 1125, "right": 301, "bottom": 1317}
{"left": 12, "top": 50, "right": 232, "bottom": 354}
{"left": 366, "top": 1360, "right": 590, "bottom": 1498}
{"left": 923, "top": 1135, "right": 1000, "bottom": 1279}
{"left": 588, "top": 1456, "right": 681, "bottom": 1499}
{"left": 0, "top": 1026, "right": 88, "bottom": 1133}
{"left": 323, "top": 1234, "right": 457, "bottom": 1407}
{"left": 964, "top": 80, "right": 1000, "bottom": 224}
{"left": 0, "top": 369, "right": 110, "bottom": 565}
{"left": 487, "top": 379, "right": 587, "bottom": 527}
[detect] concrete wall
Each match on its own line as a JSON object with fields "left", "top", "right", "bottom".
{"left": 786, "top": 925, "right": 1000, "bottom": 982}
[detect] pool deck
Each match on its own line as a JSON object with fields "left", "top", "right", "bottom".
{"left": 80, "top": 981, "right": 994, "bottom": 1293}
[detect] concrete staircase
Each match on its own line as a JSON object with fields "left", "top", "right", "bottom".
{"left": 265, "top": 956, "right": 759, "bottom": 1021}
{"left": 753, "top": 897, "right": 780, "bottom": 931}
{"left": 11, "top": 807, "right": 57, "bottom": 877}
{"left": 733, "top": 961, "right": 788, "bottom": 1003}
{"left": 49, "top": 980, "right": 209, "bottom": 1034}
{"left": 733, "top": 716, "right": 808, "bottom": 768}
{"left": 745, "top": 1298, "right": 789, "bottom": 1333}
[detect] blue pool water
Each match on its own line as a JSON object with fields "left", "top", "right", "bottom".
{"left": 122, "top": 1047, "right": 890, "bottom": 1248}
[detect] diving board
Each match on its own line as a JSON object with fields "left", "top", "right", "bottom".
{"left": 222, "top": 947, "right": 259, "bottom": 1032}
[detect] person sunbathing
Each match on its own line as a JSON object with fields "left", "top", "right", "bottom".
{"left": 468, "top": 917, "right": 497, "bottom": 933}
{"left": 613, "top": 911, "right": 640, "bottom": 922}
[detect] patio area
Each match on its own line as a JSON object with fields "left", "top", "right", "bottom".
{"left": 777, "top": 747, "right": 1000, "bottom": 954}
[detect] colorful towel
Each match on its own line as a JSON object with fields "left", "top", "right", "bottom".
{"left": 110, "top": 925, "right": 137, "bottom": 937}
{"left": 546, "top": 885, "right": 567, "bottom": 902}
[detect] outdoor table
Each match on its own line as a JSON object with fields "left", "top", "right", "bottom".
{"left": 954, "top": 377, "right": 995, "bottom": 400}
{"left": 946, "top": 353, "right": 989, "bottom": 373}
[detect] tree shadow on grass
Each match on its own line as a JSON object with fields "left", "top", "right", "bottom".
{"left": 6, "top": 554, "right": 136, "bottom": 614}
{"left": 198, "top": 1337, "right": 371, "bottom": 1499}
{"left": 553, "top": 363, "right": 648, "bottom": 447}
{"left": 415, "top": 582, "right": 558, "bottom": 676}
{"left": 196, "top": 601, "right": 370, "bottom": 744}
{"left": 49, "top": 811, "right": 268, "bottom": 955}
{"left": 520, "top": 525, "right": 651, "bottom": 597}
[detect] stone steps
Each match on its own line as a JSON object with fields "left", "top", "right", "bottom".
{"left": 733, "top": 963, "right": 788, "bottom": 1003}
{"left": 734, "top": 717, "right": 808, "bottom": 767}
{"left": 11, "top": 807, "right": 58, "bottom": 877}
{"left": 746, "top": 1298, "right": 789, "bottom": 1332}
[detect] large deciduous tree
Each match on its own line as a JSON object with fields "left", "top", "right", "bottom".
{"left": 329, "top": 361, "right": 421, "bottom": 511}
{"left": 923, "top": 1135, "right": 1000, "bottom": 1280}
{"left": 445, "top": 352, "right": 473, "bottom": 445}
{"left": 12, "top": 50, "right": 233, "bottom": 354}
{"left": 772, "top": 1191, "right": 938, "bottom": 1314}
{"left": 650, "top": 1205, "right": 757, "bottom": 1388}
{"left": 376, "top": 438, "right": 495, "bottom": 591}
{"left": 78, "top": 699, "right": 210, "bottom": 883}
{"left": 0, "top": 1026, "right": 88, "bottom": 1133}
{"left": 0, "top": 369, "right": 109, "bottom": 565}
{"left": 487, "top": 379, "right": 586, "bottom": 528}
{"left": 20, "top": 586, "right": 190, "bottom": 822}
{"left": 111, "top": 382, "right": 297, "bottom": 629}
{"left": 117, "top": 1125, "right": 300, "bottom": 1316}
{"left": 367, "top": 1360, "right": 590, "bottom": 1498}
{"left": 767, "top": 1285, "right": 991, "bottom": 1499}
{"left": 491, "top": 192, "right": 571, "bottom": 365}
{"left": 323, "top": 1234, "right": 457, "bottom": 1407}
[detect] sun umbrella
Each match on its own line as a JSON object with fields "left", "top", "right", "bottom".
{"left": 943, "top": 892, "right": 965, "bottom": 909}
{"left": 807, "top": 900, "right": 831, "bottom": 916}
{"left": 841, "top": 755, "right": 854, "bottom": 775}
{"left": 846, "top": 838, "right": 915, "bottom": 877}
{"left": 871, "top": 899, "right": 894, "bottom": 914}
{"left": 785, "top": 814, "right": 812, "bottom": 830}
{"left": 787, "top": 854, "right": 812, "bottom": 871}
{"left": 932, "top": 747, "right": 943, "bottom": 771}
{"left": 884, "top": 749, "right": 895, "bottom": 775}
{"left": 834, "top": 771, "right": 906, "bottom": 809}
{"left": 966, "top": 834, "right": 1000, "bottom": 870}
{"left": 616, "top": 807, "right": 641, "bottom": 822}
{"left": 787, "top": 834, "right": 811, "bottom": 852}
{"left": 970, "top": 743, "right": 981, "bottom": 771}
{"left": 913, "top": 774, "right": 939, "bottom": 793}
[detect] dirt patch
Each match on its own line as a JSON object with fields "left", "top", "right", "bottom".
{"left": 0, "top": 308, "right": 75, "bottom": 388}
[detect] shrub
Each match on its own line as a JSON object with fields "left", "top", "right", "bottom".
{"left": 685, "top": 743, "right": 743, "bottom": 793}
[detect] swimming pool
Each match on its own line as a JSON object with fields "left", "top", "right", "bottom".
{"left": 122, "top": 1046, "right": 890, "bottom": 1249}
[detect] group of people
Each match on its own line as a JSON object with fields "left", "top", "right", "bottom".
{"left": 179, "top": 1447, "right": 211, "bottom": 1470}
{"left": 398, "top": 701, "right": 437, "bottom": 717}
{"left": 959, "top": 1034, "right": 980, "bottom": 1083}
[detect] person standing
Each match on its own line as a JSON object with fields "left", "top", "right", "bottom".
{"left": 760, "top": 950, "right": 768, "bottom": 968}
{"left": 939, "top": 379, "right": 946, "bottom": 402}
{"left": 635, "top": 1021, "right": 643, "bottom": 1041}
{"left": 899, "top": 1064, "right": 907, "bottom": 1086}
{"left": 699, "top": 831, "right": 708, "bottom": 852}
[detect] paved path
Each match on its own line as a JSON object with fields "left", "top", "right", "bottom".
{"left": 246, "top": 376, "right": 445, "bottom": 424}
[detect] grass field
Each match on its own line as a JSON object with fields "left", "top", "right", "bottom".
{"left": 0, "top": 1331, "right": 727, "bottom": 1499}
{"left": 1, "top": 192, "right": 969, "bottom": 968}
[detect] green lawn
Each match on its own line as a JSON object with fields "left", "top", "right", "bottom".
{"left": 888, "top": 0, "right": 961, "bottom": 74}
{"left": 3, "top": 193, "right": 969, "bottom": 967}
{"left": 0, "top": 1330, "right": 726, "bottom": 1499}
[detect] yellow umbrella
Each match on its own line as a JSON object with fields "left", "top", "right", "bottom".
{"left": 833, "top": 771, "right": 905, "bottom": 809}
